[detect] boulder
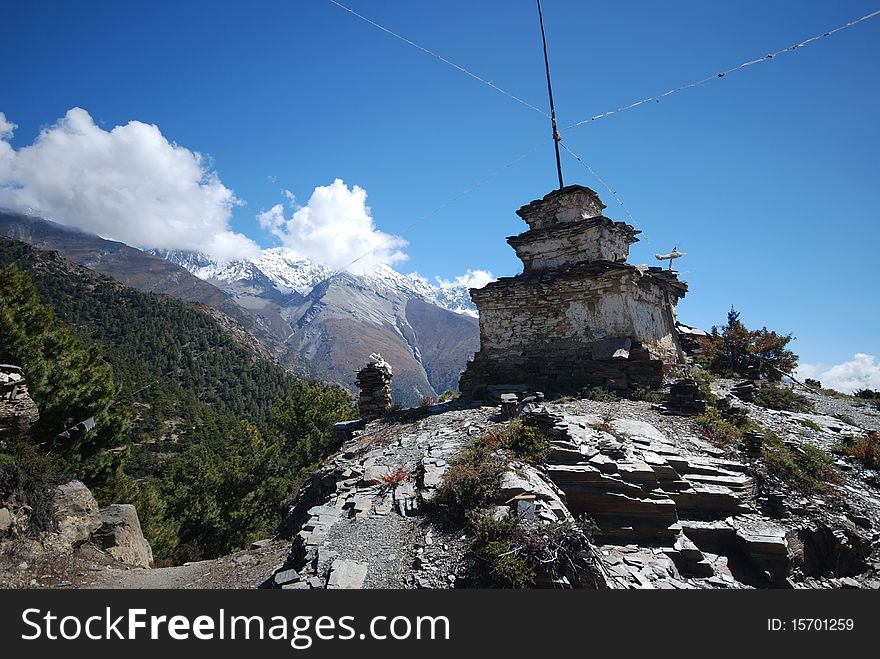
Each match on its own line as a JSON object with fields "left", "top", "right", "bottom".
{"left": 0, "top": 506, "right": 11, "bottom": 534}
{"left": 52, "top": 481, "right": 101, "bottom": 549}
{"left": 91, "top": 504, "right": 153, "bottom": 568}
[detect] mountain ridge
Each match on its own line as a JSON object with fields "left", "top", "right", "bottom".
{"left": 0, "top": 212, "right": 481, "bottom": 406}
{"left": 150, "top": 247, "right": 479, "bottom": 317}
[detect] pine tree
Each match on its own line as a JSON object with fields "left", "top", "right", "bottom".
{"left": 0, "top": 264, "right": 128, "bottom": 482}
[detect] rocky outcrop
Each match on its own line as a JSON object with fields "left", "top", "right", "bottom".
{"left": 267, "top": 401, "right": 608, "bottom": 590}
{"left": 268, "top": 379, "right": 880, "bottom": 590}
{"left": 50, "top": 481, "right": 102, "bottom": 551}
{"left": 91, "top": 504, "right": 153, "bottom": 568}
{"left": 1, "top": 372, "right": 153, "bottom": 577}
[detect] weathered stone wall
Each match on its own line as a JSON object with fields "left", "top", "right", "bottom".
{"left": 508, "top": 218, "right": 637, "bottom": 272}
{"left": 473, "top": 265, "right": 682, "bottom": 364}
{"left": 516, "top": 185, "right": 606, "bottom": 230}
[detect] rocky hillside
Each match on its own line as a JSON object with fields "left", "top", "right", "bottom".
{"left": 0, "top": 210, "right": 286, "bottom": 363}
{"left": 263, "top": 379, "right": 880, "bottom": 590}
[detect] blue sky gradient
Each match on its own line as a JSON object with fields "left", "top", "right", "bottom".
{"left": 1, "top": 0, "right": 878, "bottom": 372}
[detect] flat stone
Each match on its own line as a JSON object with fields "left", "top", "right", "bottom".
{"left": 610, "top": 419, "right": 666, "bottom": 443}
{"left": 327, "top": 559, "right": 368, "bottom": 589}
{"left": 274, "top": 568, "right": 301, "bottom": 586}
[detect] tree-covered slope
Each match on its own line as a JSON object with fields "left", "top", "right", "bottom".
{"left": 0, "top": 237, "right": 300, "bottom": 435}
{"left": 0, "top": 238, "right": 355, "bottom": 563}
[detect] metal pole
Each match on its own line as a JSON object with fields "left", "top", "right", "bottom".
{"left": 537, "top": 0, "right": 564, "bottom": 189}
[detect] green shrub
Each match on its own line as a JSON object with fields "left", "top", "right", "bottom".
{"left": 0, "top": 440, "right": 61, "bottom": 536}
{"left": 696, "top": 408, "right": 743, "bottom": 445}
{"left": 762, "top": 431, "right": 835, "bottom": 493}
{"left": 834, "top": 413, "right": 857, "bottom": 427}
{"left": 468, "top": 511, "right": 536, "bottom": 588}
{"left": 467, "top": 510, "right": 598, "bottom": 589}
{"left": 437, "top": 389, "right": 459, "bottom": 403}
{"left": 753, "top": 385, "right": 814, "bottom": 413}
{"left": 580, "top": 385, "right": 617, "bottom": 402}
{"left": 799, "top": 419, "right": 822, "bottom": 432}
{"left": 629, "top": 386, "right": 663, "bottom": 404}
{"left": 431, "top": 435, "right": 505, "bottom": 524}
{"left": 499, "top": 420, "right": 551, "bottom": 467}
{"left": 693, "top": 375, "right": 718, "bottom": 405}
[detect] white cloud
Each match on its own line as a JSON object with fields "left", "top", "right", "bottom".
{"left": 0, "top": 112, "right": 16, "bottom": 139}
{"left": 0, "top": 107, "right": 258, "bottom": 261}
{"left": 257, "top": 179, "right": 407, "bottom": 275}
{"left": 436, "top": 269, "right": 495, "bottom": 290}
{"left": 796, "top": 353, "right": 880, "bottom": 394}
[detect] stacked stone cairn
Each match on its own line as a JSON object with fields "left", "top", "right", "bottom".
{"left": 1, "top": 364, "right": 39, "bottom": 440}
{"left": 356, "top": 353, "right": 393, "bottom": 421}
{"left": 731, "top": 379, "right": 758, "bottom": 402}
{"left": 499, "top": 393, "right": 518, "bottom": 420}
{"left": 741, "top": 430, "right": 765, "bottom": 460}
{"left": 659, "top": 378, "right": 707, "bottom": 416}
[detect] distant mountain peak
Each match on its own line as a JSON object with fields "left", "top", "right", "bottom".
{"left": 151, "top": 248, "right": 478, "bottom": 316}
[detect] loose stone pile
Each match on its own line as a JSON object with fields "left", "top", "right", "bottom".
{"left": 731, "top": 379, "right": 759, "bottom": 402}
{"left": 659, "top": 378, "right": 707, "bottom": 416}
{"left": 741, "top": 430, "right": 765, "bottom": 459}
{"left": 0, "top": 364, "right": 39, "bottom": 439}
{"left": 355, "top": 354, "right": 393, "bottom": 421}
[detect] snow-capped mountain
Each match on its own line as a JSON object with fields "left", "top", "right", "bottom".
{"left": 151, "top": 248, "right": 479, "bottom": 316}
{"left": 2, "top": 213, "right": 481, "bottom": 406}
{"left": 253, "top": 248, "right": 335, "bottom": 296}
{"left": 364, "top": 265, "right": 479, "bottom": 317}
{"left": 148, "top": 248, "right": 483, "bottom": 404}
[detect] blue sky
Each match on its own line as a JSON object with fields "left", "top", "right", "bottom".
{"left": 1, "top": 0, "right": 878, "bottom": 382}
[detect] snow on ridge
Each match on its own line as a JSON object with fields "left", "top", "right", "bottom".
{"left": 152, "top": 248, "right": 478, "bottom": 314}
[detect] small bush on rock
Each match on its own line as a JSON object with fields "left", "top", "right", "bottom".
{"left": 467, "top": 510, "right": 600, "bottom": 589}
{"left": 762, "top": 430, "right": 835, "bottom": 493}
{"left": 499, "top": 420, "right": 551, "bottom": 467}
{"left": 437, "top": 389, "right": 458, "bottom": 403}
{"left": 699, "top": 307, "right": 798, "bottom": 379}
{"left": 696, "top": 408, "right": 743, "bottom": 446}
{"left": 753, "top": 385, "right": 814, "bottom": 413}
{"left": 836, "top": 432, "right": 879, "bottom": 469}
{"left": 834, "top": 413, "right": 857, "bottom": 427}
{"left": 431, "top": 435, "right": 505, "bottom": 524}
{"left": 0, "top": 440, "right": 60, "bottom": 536}
{"left": 580, "top": 386, "right": 617, "bottom": 402}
